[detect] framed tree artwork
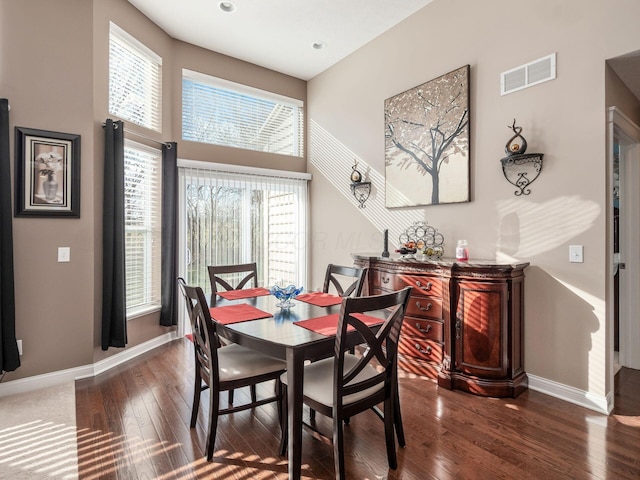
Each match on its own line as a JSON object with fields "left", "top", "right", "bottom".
{"left": 385, "top": 65, "right": 470, "bottom": 207}
{"left": 15, "top": 127, "right": 81, "bottom": 217}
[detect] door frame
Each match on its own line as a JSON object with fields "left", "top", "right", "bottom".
{"left": 607, "top": 107, "right": 640, "bottom": 394}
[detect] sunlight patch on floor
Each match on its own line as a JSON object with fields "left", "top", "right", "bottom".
{"left": 613, "top": 415, "right": 640, "bottom": 427}
{"left": 0, "top": 382, "right": 78, "bottom": 480}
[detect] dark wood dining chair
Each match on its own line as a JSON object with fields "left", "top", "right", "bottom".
{"left": 322, "top": 264, "right": 368, "bottom": 298}
{"left": 314, "top": 264, "right": 368, "bottom": 421}
{"left": 208, "top": 262, "right": 258, "bottom": 294}
{"left": 177, "top": 277, "right": 287, "bottom": 460}
{"left": 207, "top": 262, "right": 259, "bottom": 404}
{"left": 279, "top": 287, "right": 412, "bottom": 480}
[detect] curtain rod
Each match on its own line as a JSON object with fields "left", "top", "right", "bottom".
{"left": 101, "top": 121, "right": 173, "bottom": 148}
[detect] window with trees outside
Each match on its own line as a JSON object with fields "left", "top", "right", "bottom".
{"left": 182, "top": 69, "right": 304, "bottom": 157}
{"left": 109, "top": 22, "right": 162, "bottom": 132}
{"left": 178, "top": 162, "right": 309, "bottom": 294}
{"left": 124, "top": 141, "right": 162, "bottom": 318}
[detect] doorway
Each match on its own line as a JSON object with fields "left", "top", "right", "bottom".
{"left": 608, "top": 107, "right": 640, "bottom": 384}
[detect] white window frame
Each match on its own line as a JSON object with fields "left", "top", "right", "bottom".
{"left": 124, "top": 140, "right": 162, "bottom": 319}
{"left": 109, "top": 22, "right": 162, "bottom": 132}
{"left": 182, "top": 69, "right": 304, "bottom": 157}
{"left": 176, "top": 159, "right": 310, "bottom": 336}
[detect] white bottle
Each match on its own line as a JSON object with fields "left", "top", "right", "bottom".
{"left": 456, "top": 240, "right": 469, "bottom": 261}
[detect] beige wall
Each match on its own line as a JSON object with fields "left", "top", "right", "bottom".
{"left": 0, "top": 0, "right": 305, "bottom": 380}
{"left": 1, "top": 0, "right": 96, "bottom": 377}
{"left": 3, "top": 0, "right": 639, "bottom": 406}
{"left": 307, "top": 0, "right": 640, "bottom": 399}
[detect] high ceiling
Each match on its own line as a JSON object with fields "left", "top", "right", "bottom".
{"left": 127, "top": 0, "right": 434, "bottom": 80}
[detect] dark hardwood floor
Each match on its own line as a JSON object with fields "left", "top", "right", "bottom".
{"left": 75, "top": 339, "right": 640, "bottom": 479}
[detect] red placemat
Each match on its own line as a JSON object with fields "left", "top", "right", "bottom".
{"left": 217, "top": 287, "right": 271, "bottom": 300}
{"left": 295, "top": 313, "right": 383, "bottom": 336}
{"left": 209, "top": 304, "right": 273, "bottom": 325}
{"left": 296, "top": 291, "right": 343, "bottom": 307}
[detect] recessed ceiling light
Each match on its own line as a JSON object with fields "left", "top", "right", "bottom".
{"left": 219, "top": 1, "right": 236, "bottom": 13}
{"left": 312, "top": 41, "right": 327, "bottom": 50}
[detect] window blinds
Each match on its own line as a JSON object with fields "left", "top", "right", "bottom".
{"left": 179, "top": 163, "right": 308, "bottom": 291}
{"left": 182, "top": 69, "right": 304, "bottom": 157}
{"left": 124, "top": 141, "right": 162, "bottom": 316}
{"left": 109, "top": 22, "right": 162, "bottom": 132}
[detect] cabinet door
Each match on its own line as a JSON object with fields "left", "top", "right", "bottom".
{"left": 455, "top": 281, "right": 508, "bottom": 378}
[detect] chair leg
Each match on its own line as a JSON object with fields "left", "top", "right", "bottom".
{"left": 384, "top": 398, "right": 398, "bottom": 470}
{"left": 206, "top": 390, "right": 220, "bottom": 461}
{"left": 309, "top": 408, "right": 316, "bottom": 421}
{"left": 275, "top": 378, "right": 283, "bottom": 426}
{"left": 394, "top": 386, "right": 406, "bottom": 447}
{"left": 228, "top": 389, "right": 234, "bottom": 405}
{"left": 251, "top": 384, "right": 257, "bottom": 403}
{"left": 191, "top": 372, "right": 202, "bottom": 428}
{"left": 278, "top": 383, "right": 288, "bottom": 456}
{"left": 333, "top": 413, "right": 347, "bottom": 480}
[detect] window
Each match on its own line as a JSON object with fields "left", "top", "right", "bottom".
{"left": 182, "top": 69, "right": 304, "bottom": 157}
{"left": 178, "top": 162, "right": 309, "bottom": 292}
{"left": 109, "top": 22, "right": 162, "bottom": 131}
{"left": 124, "top": 141, "right": 162, "bottom": 317}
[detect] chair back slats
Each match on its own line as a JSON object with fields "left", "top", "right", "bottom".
{"left": 208, "top": 263, "right": 258, "bottom": 294}
{"left": 323, "top": 264, "right": 368, "bottom": 297}
{"left": 178, "top": 278, "right": 220, "bottom": 386}
{"left": 334, "top": 287, "right": 411, "bottom": 402}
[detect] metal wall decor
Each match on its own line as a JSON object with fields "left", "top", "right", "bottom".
{"left": 349, "top": 159, "right": 371, "bottom": 208}
{"left": 500, "top": 119, "right": 543, "bottom": 196}
{"left": 397, "top": 221, "right": 445, "bottom": 258}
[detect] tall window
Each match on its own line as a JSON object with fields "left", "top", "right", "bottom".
{"left": 182, "top": 69, "right": 304, "bottom": 157}
{"left": 109, "top": 22, "right": 162, "bottom": 132}
{"left": 178, "top": 162, "right": 309, "bottom": 291}
{"left": 125, "top": 141, "right": 162, "bottom": 317}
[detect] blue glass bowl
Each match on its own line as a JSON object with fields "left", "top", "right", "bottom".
{"left": 270, "top": 284, "right": 304, "bottom": 308}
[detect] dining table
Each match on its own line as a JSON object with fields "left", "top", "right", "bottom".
{"left": 207, "top": 288, "right": 383, "bottom": 480}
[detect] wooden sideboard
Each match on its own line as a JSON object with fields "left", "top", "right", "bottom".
{"left": 352, "top": 254, "right": 529, "bottom": 398}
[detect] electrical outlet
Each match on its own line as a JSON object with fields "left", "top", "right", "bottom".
{"left": 569, "top": 245, "right": 584, "bottom": 263}
{"left": 17, "top": 339, "right": 22, "bottom": 356}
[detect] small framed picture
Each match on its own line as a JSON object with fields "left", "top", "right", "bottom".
{"left": 15, "top": 127, "right": 81, "bottom": 217}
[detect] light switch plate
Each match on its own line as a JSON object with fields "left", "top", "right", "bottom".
{"left": 569, "top": 245, "right": 583, "bottom": 263}
{"left": 58, "top": 246, "right": 71, "bottom": 262}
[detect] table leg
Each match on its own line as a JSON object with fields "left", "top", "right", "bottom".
{"left": 286, "top": 348, "right": 304, "bottom": 480}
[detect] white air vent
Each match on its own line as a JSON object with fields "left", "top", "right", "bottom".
{"left": 501, "top": 53, "right": 556, "bottom": 95}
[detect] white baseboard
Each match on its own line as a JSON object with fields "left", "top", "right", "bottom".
{"left": 0, "top": 337, "right": 614, "bottom": 416}
{"left": 527, "top": 374, "right": 612, "bottom": 415}
{"left": 0, "top": 332, "right": 178, "bottom": 398}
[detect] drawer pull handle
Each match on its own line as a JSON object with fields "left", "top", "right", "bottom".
{"left": 415, "top": 280, "right": 432, "bottom": 291}
{"left": 382, "top": 277, "right": 390, "bottom": 284}
{"left": 415, "top": 301, "right": 432, "bottom": 312}
{"left": 415, "top": 322, "right": 432, "bottom": 334}
{"left": 414, "top": 343, "right": 432, "bottom": 355}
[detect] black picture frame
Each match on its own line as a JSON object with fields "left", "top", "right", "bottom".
{"left": 15, "top": 127, "right": 80, "bottom": 218}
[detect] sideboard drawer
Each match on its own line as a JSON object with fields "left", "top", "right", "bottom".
{"left": 399, "top": 337, "right": 443, "bottom": 364}
{"left": 402, "top": 317, "right": 443, "bottom": 342}
{"left": 377, "top": 271, "right": 443, "bottom": 297}
{"left": 406, "top": 296, "right": 443, "bottom": 320}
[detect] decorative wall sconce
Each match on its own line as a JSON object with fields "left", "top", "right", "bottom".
{"left": 500, "top": 119, "right": 544, "bottom": 196}
{"left": 350, "top": 160, "right": 371, "bottom": 208}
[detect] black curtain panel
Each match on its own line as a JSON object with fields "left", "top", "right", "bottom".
{"left": 0, "top": 99, "right": 20, "bottom": 372}
{"left": 160, "top": 142, "right": 178, "bottom": 326}
{"left": 102, "top": 119, "right": 127, "bottom": 350}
